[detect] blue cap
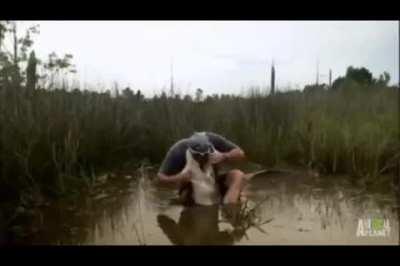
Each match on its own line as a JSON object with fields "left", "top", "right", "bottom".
{"left": 188, "top": 132, "right": 214, "bottom": 155}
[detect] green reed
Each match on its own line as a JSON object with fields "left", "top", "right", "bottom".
{"left": 0, "top": 83, "right": 398, "bottom": 206}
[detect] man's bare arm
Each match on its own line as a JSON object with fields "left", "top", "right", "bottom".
{"left": 210, "top": 147, "right": 246, "bottom": 165}
{"left": 224, "top": 147, "right": 245, "bottom": 162}
{"left": 157, "top": 171, "right": 191, "bottom": 185}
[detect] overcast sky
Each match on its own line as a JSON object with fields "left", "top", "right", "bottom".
{"left": 17, "top": 21, "right": 399, "bottom": 97}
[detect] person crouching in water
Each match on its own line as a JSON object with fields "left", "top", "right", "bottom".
{"left": 157, "top": 132, "right": 247, "bottom": 205}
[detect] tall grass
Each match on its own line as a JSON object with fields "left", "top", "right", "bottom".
{"left": 0, "top": 83, "right": 398, "bottom": 206}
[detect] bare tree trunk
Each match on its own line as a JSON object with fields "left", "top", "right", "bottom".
{"left": 0, "top": 26, "right": 3, "bottom": 53}
{"left": 0, "top": 25, "right": 3, "bottom": 87}
{"left": 11, "top": 22, "right": 20, "bottom": 87}
{"left": 0, "top": 21, "right": 5, "bottom": 53}
{"left": 270, "top": 62, "right": 275, "bottom": 95}
{"left": 26, "top": 51, "right": 37, "bottom": 91}
{"left": 12, "top": 23, "right": 17, "bottom": 66}
{"left": 169, "top": 59, "right": 174, "bottom": 97}
{"left": 0, "top": 22, "right": 7, "bottom": 87}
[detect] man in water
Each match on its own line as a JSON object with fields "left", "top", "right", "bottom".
{"left": 157, "top": 132, "right": 247, "bottom": 205}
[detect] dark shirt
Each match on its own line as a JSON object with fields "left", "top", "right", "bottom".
{"left": 159, "top": 132, "right": 239, "bottom": 176}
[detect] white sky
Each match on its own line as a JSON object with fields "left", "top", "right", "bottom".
{"left": 15, "top": 20, "right": 400, "bottom": 97}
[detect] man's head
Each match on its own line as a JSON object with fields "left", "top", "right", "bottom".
{"left": 187, "top": 132, "right": 214, "bottom": 166}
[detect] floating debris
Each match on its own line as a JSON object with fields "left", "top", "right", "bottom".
{"left": 273, "top": 225, "right": 284, "bottom": 228}
{"left": 67, "top": 206, "right": 77, "bottom": 211}
{"left": 69, "top": 227, "right": 79, "bottom": 235}
{"left": 109, "top": 173, "right": 116, "bottom": 179}
{"left": 31, "top": 227, "right": 40, "bottom": 234}
{"left": 16, "top": 206, "right": 26, "bottom": 215}
{"left": 97, "top": 174, "right": 108, "bottom": 183}
{"left": 93, "top": 193, "right": 109, "bottom": 201}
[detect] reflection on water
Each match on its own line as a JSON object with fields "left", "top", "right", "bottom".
{"left": 157, "top": 205, "right": 233, "bottom": 245}
{"left": 157, "top": 200, "right": 274, "bottom": 245}
{"left": 27, "top": 169, "right": 399, "bottom": 245}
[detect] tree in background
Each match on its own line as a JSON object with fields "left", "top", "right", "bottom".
{"left": 195, "top": 88, "right": 203, "bottom": 102}
{"left": 376, "top": 71, "right": 391, "bottom": 87}
{"left": 303, "top": 83, "right": 327, "bottom": 94}
{"left": 346, "top": 66, "right": 373, "bottom": 86}
{"left": 0, "top": 22, "right": 40, "bottom": 88}
{"left": 136, "top": 89, "right": 144, "bottom": 101}
{"left": 0, "top": 22, "right": 7, "bottom": 48}
{"left": 26, "top": 50, "right": 38, "bottom": 91}
{"left": 40, "top": 52, "right": 76, "bottom": 89}
{"left": 0, "top": 21, "right": 76, "bottom": 90}
{"left": 270, "top": 62, "right": 275, "bottom": 95}
{"left": 331, "top": 77, "right": 346, "bottom": 90}
{"left": 331, "top": 66, "right": 391, "bottom": 90}
{"left": 122, "top": 87, "right": 134, "bottom": 99}
{"left": 0, "top": 21, "right": 11, "bottom": 87}
{"left": 183, "top": 94, "right": 193, "bottom": 102}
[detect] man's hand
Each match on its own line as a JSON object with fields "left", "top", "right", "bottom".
{"left": 157, "top": 170, "right": 192, "bottom": 185}
{"left": 209, "top": 148, "right": 245, "bottom": 165}
{"left": 179, "top": 170, "right": 192, "bottom": 183}
{"left": 209, "top": 150, "right": 227, "bottom": 165}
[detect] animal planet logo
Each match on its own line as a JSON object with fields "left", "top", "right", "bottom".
{"left": 356, "top": 218, "right": 391, "bottom": 237}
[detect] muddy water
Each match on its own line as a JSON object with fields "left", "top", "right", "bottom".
{"left": 27, "top": 169, "right": 399, "bottom": 245}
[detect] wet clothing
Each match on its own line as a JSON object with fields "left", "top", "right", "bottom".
{"left": 178, "top": 172, "right": 230, "bottom": 206}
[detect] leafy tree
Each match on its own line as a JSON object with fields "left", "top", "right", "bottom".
{"left": 122, "top": 87, "right": 134, "bottom": 99}
{"left": 346, "top": 66, "right": 373, "bottom": 85}
{"left": 331, "top": 77, "right": 346, "bottom": 90}
{"left": 0, "top": 21, "right": 11, "bottom": 86}
{"left": 0, "top": 21, "right": 7, "bottom": 47}
{"left": 136, "top": 90, "right": 144, "bottom": 101}
{"left": 0, "top": 21, "right": 76, "bottom": 90}
{"left": 303, "top": 84, "right": 327, "bottom": 94}
{"left": 40, "top": 52, "right": 76, "bottom": 88}
{"left": 183, "top": 94, "right": 193, "bottom": 102}
{"left": 160, "top": 91, "right": 167, "bottom": 99}
{"left": 331, "top": 66, "right": 391, "bottom": 90}
{"left": 0, "top": 21, "right": 39, "bottom": 87}
{"left": 377, "top": 71, "right": 390, "bottom": 86}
